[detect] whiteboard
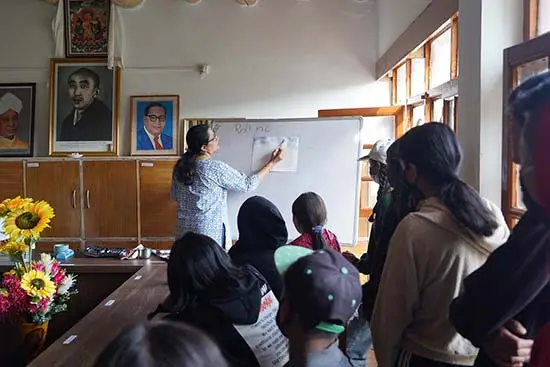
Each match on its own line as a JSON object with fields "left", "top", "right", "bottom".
{"left": 212, "top": 117, "right": 363, "bottom": 245}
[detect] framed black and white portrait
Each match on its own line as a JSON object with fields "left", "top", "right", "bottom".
{"left": 49, "top": 58, "right": 120, "bottom": 156}
{"left": 0, "top": 83, "right": 36, "bottom": 157}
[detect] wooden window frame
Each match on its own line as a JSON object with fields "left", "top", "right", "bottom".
{"left": 390, "top": 13, "right": 459, "bottom": 130}
{"left": 502, "top": 32, "right": 550, "bottom": 227}
{"left": 524, "top": 0, "right": 539, "bottom": 41}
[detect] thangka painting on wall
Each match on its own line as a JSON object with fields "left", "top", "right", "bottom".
{"left": 64, "top": 0, "right": 110, "bottom": 58}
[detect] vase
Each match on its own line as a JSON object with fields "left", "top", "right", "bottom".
{"left": 19, "top": 321, "right": 49, "bottom": 361}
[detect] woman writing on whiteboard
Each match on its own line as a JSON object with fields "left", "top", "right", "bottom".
{"left": 171, "top": 124, "right": 284, "bottom": 248}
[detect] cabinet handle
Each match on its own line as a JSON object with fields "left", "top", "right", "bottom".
{"left": 86, "top": 190, "right": 90, "bottom": 209}
{"left": 71, "top": 189, "right": 76, "bottom": 209}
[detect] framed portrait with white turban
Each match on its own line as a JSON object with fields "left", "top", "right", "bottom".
{"left": 0, "top": 83, "right": 36, "bottom": 157}
{"left": 49, "top": 58, "right": 120, "bottom": 156}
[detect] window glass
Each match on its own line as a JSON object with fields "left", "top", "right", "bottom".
{"left": 513, "top": 164, "right": 526, "bottom": 210}
{"left": 430, "top": 28, "right": 452, "bottom": 88}
{"left": 446, "top": 97, "right": 457, "bottom": 131}
{"left": 433, "top": 99, "right": 444, "bottom": 122}
{"left": 396, "top": 64, "right": 407, "bottom": 103}
{"left": 514, "top": 57, "right": 549, "bottom": 87}
{"left": 539, "top": 0, "right": 550, "bottom": 36}
{"left": 410, "top": 58, "right": 425, "bottom": 97}
{"left": 412, "top": 104, "right": 425, "bottom": 126}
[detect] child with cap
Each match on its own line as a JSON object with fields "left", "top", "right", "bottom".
{"left": 274, "top": 246, "right": 362, "bottom": 366}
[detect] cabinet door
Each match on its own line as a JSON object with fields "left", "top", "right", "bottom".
{"left": 82, "top": 161, "right": 138, "bottom": 238}
{"left": 0, "top": 161, "right": 24, "bottom": 201}
{"left": 26, "top": 161, "right": 81, "bottom": 238}
{"left": 139, "top": 160, "right": 176, "bottom": 238}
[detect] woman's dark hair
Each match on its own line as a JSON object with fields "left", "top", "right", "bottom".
{"left": 292, "top": 192, "right": 328, "bottom": 250}
{"left": 173, "top": 124, "right": 210, "bottom": 185}
{"left": 508, "top": 71, "right": 550, "bottom": 127}
{"left": 94, "top": 321, "right": 228, "bottom": 367}
{"left": 167, "top": 232, "right": 248, "bottom": 312}
{"left": 399, "top": 123, "right": 498, "bottom": 237}
{"left": 386, "top": 139, "right": 419, "bottom": 221}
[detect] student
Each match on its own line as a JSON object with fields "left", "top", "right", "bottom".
{"left": 94, "top": 321, "right": 229, "bottom": 367}
{"left": 151, "top": 233, "right": 289, "bottom": 367}
{"left": 371, "top": 123, "right": 510, "bottom": 367}
{"left": 450, "top": 71, "right": 550, "bottom": 367}
{"left": 274, "top": 245, "right": 362, "bottom": 366}
{"left": 290, "top": 192, "right": 341, "bottom": 252}
{"left": 229, "top": 196, "right": 288, "bottom": 299}
{"left": 342, "top": 138, "right": 392, "bottom": 367}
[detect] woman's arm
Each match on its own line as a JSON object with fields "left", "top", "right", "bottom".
{"left": 213, "top": 148, "right": 284, "bottom": 192}
{"left": 449, "top": 210, "right": 550, "bottom": 347}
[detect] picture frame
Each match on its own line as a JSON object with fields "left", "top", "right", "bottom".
{"left": 64, "top": 0, "right": 110, "bottom": 58}
{"left": 0, "top": 83, "right": 36, "bottom": 157}
{"left": 49, "top": 58, "right": 120, "bottom": 156}
{"left": 130, "top": 95, "right": 180, "bottom": 156}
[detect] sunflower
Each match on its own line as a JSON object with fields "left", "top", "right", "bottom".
{"left": 4, "top": 201, "right": 54, "bottom": 240}
{"left": 0, "top": 241, "right": 29, "bottom": 255}
{"left": 0, "top": 197, "right": 33, "bottom": 215}
{"left": 20, "top": 270, "right": 56, "bottom": 299}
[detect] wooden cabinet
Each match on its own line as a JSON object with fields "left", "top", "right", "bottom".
{"left": 139, "top": 160, "right": 176, "bottom": 238}
{"left": 0, "top": 161, "right": 24, "bottom": 201}
{"left": 2, "top": 158, "right": 175, "bottom": 250}
{"left": 82, "top": 161, "right": 138, "bottom": 238}
{"left": 26, "top": 161, "right": 81, "bottom": 238}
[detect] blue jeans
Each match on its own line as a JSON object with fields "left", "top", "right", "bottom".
{"left": 346, "top": 310, "right": 373, "bottom": 367}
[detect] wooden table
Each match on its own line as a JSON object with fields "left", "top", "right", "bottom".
{"left": 0, "top": 257, "right": 168, "bottom": 367}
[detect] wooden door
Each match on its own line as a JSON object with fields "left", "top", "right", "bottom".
{"left": 82, "top": 161, "right": 138, "bottom": 238}
{"left": 26, "top": 161, "right": 81, "bottom": 238}
{"left": 0, "top": 161, "right": 24, "bottom": 201}
{"left": 138, "top": 160, "right": 176, "bottom": 238}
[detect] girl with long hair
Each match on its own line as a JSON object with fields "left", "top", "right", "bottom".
{"left": 371, "top": 123, "right": 509, "bottom": 367}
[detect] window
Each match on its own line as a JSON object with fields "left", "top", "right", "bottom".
{"left": 389, "top": 14, "right": 458, "bottom": 132}
{"left": 502, "top": 32, "right": 550, "bottom": 227}
{"left": 412, "top": 104, "right": 425, "bottom": 126}
{"left": 410, "top": 57, "right": 426, "bottom": 96}
{"left": 429, "top": 28, "right": 452, "bottom": 88}
{"left": 432, "top": 99, "right": 444, "bottom": 122}
{"left": 445, "top": 96, "right": 458, "bottom": 131}
{"left": 539, "top": 0, "right": 550, "bottom": 35}
{"left": 395, "top": 64, "right": 407, "bottom": 104}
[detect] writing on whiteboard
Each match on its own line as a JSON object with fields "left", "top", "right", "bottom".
{"left": 235, "top": 123, "right": 271, "bottom": 136}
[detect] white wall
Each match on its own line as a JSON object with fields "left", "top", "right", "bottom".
{"left": 0, "top": 0, "right": 390, "bottom": 156}
{"left": 377, "top": 0, "right": 432, "bottom": 56}
{"left": 457, "top": 0, "right": 522, "bottom": 205}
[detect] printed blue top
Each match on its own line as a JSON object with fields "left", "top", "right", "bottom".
{"left": 171, "top": 159, "right": 260, "bottom": 247}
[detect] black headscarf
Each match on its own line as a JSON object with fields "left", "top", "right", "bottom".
{"left": 229, "top": 196, "right": 288, "bottom": 299}
{"left": 233, "top": 196, "right": 288, "bottom": 252}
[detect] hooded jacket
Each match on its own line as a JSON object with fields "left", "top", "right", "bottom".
{"left": 229, "top": 196, "right": 288, "bottom": 299}
{"left": 450, "top": 188, "right": 550, "bottom": 366}
{"left": 371, "top": 197, "right": 510, "bottom": 367}
{"left": 166, "top": 265, "right": 289, "bottom": 367}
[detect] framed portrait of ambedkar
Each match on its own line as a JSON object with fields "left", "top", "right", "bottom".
{"left": 0, "top": 83, "right": 36, "bottom": 157}
{"left": 49, "top": 58, "right": 120, "bottom": 156}
{"left": 130, "top": 95, "right": 179, "bottom": 156}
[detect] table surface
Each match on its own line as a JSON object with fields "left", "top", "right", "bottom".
{"left": 21, "top": 261, "right": 169, "bottom": 367}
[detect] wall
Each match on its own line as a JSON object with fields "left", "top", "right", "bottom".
{"left": 457, "top": 0, "right": 522, "bottom": 205}
{"left": 0, "top": 0, "right": 390, "bottom": 156}
{"left": 377, "top": 0, "right": 432, "bottom": 56}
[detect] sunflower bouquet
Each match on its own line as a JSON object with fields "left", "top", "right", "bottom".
{"left": 0, "top": 253, "right": 77, "bottom": 324}
{"left": 0, "top": 196, "right": 76, "bottom": 324}
{"left": 0, "top": 196, "right": 55, "bottom": 265}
